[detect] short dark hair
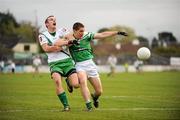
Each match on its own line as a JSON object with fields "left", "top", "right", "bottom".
{"left": 45, "top": 15, "right": 54, "bottom": 24}
{"left": 73, "top": 22, "right": 84, "bottom": 31}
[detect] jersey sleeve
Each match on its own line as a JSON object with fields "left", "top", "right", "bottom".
{"left": 87, "top": 32, "right": 95, "bottom": 41}
{"left": 38, "top": 34, "right": 48, "bottom": 46}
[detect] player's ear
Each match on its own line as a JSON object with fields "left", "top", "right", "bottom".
{"left": 45, "top": 23, "right": 48, "bottom": 28}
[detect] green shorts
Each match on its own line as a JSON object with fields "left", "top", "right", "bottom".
{"left": 48, "top": 58, "right": 76, "bottom": 77}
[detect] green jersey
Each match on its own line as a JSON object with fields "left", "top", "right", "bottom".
{"left": 69, "top": 32, "right": 95, "bottom": 62}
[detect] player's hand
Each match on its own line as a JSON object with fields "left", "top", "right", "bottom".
{"left": 72, "top": 39, "right": 80, "bottom": 45}
{"left": 117, "top": 31, "right": 128, "bottom": 36}
{"left": 68, "top": 39, "right": 80, "bottom": 45}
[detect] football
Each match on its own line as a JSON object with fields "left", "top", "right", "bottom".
{"left": 137, "top": 47, "right": 151, "bottom": 60}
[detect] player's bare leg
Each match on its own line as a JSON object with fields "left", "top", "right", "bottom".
{"left": 78, "top": 71, "right": 92, "bottom": 111}
{"left": 52, "top": 72, "right": 70, "bottom": 111}
{"left": 66, "top": 73, "right": 79, "bottom": 92}
{"left": 89, "top": 77, "right": 103, "bottom": 108}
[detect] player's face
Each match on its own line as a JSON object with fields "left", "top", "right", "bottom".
{"left": 74, "top": 27, "right": 85, "bottom": 39}
{"left": 46, "top": 16, "right": 56, "bottom": 29}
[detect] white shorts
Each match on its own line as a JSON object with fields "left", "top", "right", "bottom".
{"left": 75, "top": 59, "right": 99, "bottom": 78}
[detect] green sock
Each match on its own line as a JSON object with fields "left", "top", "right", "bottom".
{"left": 86, "top": 101, "right": 92, "bottom": 109}
{"left": 57, "top": 92, "right": 69, "bottom": 108}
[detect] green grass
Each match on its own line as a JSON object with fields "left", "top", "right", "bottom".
{"left": 0, "top": 72, "right": 180, "bottom": 120}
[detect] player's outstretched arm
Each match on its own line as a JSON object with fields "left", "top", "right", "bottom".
{"left": 94, "top": 31, "right": 118, "bottom": 39}
{"left": 94, "top": 31, "right": 128, "bottom": 39}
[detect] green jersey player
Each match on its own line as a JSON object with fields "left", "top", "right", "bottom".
{"left": 38, "top": 16, "right": 79, "bottom": 111}
{"left": 55, "top": 22, "right": 127, "bottom": 111}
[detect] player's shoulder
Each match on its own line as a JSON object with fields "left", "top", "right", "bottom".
{"left": 38, "top": 31, "right": 49, "bottom": 43}
{"left": 83, "top": 31, "right": 90, "bottom": 37}
{"left": 83, "top": 31, "right": 94, "bottom": 38}
{"left": 39, "top": 30, "right": 48, "bottom": 36}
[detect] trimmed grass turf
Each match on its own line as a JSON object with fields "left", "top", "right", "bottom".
{"left": 0, "top": 72, "right": 180, "bottom": 120}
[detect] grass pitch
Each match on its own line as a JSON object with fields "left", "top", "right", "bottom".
{"left": 0, "top": 72, "right": 180, "bottom": 120}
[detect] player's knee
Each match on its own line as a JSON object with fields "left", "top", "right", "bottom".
{"left": 52, "top": 74, "right": 60, "bottom": 85}
{"left": 52, "top": 73, "right": 58, "bottom": 79}
{"left": 79, "top": 79, "right": 86, "bottom": 85}
{"left": 55, "top": 80, "right": 60, "bottom": 85}
{"left": 69, "top": 78, "right": 80, "bottom": 88}
{"left": 72, "top": 82, "right": 79, "bottom": 88}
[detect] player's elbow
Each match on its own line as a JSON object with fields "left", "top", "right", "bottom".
{"left": 42, "top": 46, "right": 51, "bottom": 52}
{"left": 41, "top": 44, "right": 50, "bottom": 52}
{"left": 41, "top": 47, "right": 49, "bottom": 52}
{"left": 44, "top": 49, "right": 51, "bottom": 52}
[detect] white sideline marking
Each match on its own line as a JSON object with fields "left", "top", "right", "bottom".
{"left": 72, "top": 95, "right": 180, "bottom": 99}
{"left": 102, "top": 96, "right": 180, "bottom": 98}
{"left": 0, "top": 108, "right": 180, "bottom": 112}
{"left": 97, "top": 108, "right": 180, "bottom": 111}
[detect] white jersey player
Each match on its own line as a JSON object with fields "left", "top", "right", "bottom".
{"left": 38, "top": 15, "right": 79, "bottom": 111}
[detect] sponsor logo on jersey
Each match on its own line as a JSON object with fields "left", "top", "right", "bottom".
{"left": 39, "top": 36, "right": 42, "bottom": 42}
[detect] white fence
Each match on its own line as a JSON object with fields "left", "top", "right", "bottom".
{"left": 2, "top": 65, "right": 180, "bottom": 73}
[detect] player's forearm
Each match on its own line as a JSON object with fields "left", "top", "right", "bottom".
{"left": 54, "top": 39, "right": 69, "bottom": 47}
{"left": 94, "top": 31, "right": 118, "bottom": 39}
{"left": 47, "top": 46, "right": 62, "bottom": 52}
{"left": 42, "top": 44, "right": 62, "bottom": 52}
{"left": 101, "top": 31, "right": 118, "bottom": 38}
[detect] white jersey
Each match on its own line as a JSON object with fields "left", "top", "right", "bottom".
{"left": 107, "top": 56, "right": 117, "bottom": 67}
{"left": 33, "top": 58, "right": 41, "bottom": 66}
{"left": 39, "top": 28, "right": 70, "bottom": 63}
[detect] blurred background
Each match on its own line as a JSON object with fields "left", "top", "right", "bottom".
{"left": 0, "top": 0, "right": 180, "bottom": 73}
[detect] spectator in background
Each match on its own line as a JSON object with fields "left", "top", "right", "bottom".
{"left": 9, "top": 60, "right": 16, "bottom": 73}
{"left": 124, "top": 62, "right": 129, "bottom": 73}
{"left": 33, "top": 55, "right": 42, "bottom": 73}
{"left": 134, "top": 59, "right": 143, "bottom": 73}
{"left": 0, "top": 60, "right": 5, "bottom": 73}
{"left": 107, "top": 54, "right": 117, "bottom": 76}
